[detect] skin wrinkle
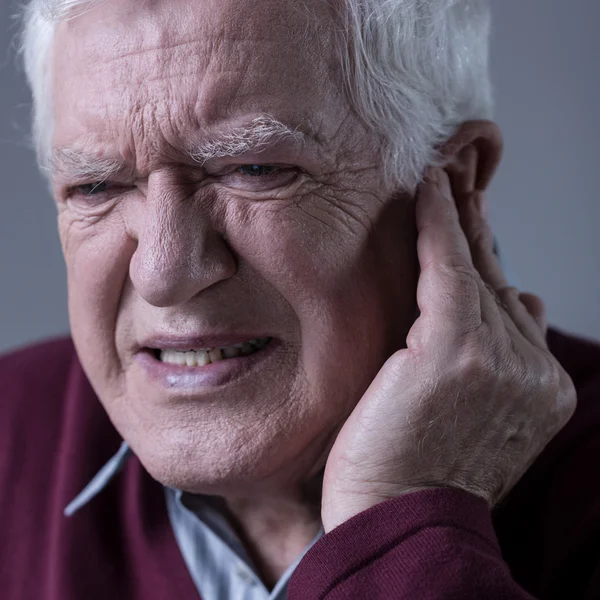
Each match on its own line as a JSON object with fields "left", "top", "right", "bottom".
{"left": 53, "top": 121, "right": 321, "bottom": 185}
{"left": 51, "top": 0, "right": 420, "bottom": 586}
{"left": 295, "top": 186, "right": 368, "bottom": 238}
{"left": 26, "top": 0, "right": 496, "bottom": 185}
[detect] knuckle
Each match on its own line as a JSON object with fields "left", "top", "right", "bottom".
{"left": 538, "top": 357, "right": 562, "bottom": 397}
{"left": 430, "top": 263, "right": 480, "bottom": 318}
{"left": 497, "top": 286, "right": 521, "bottom": 310}
{"left": 535, "top": 359, "right": 577, "bottom": 431}
{"left": 556, "top": 373, "right": 578, "bottom": 426}
{"left": 431, "top": 255, "right": 475, "bottom": 281}
{"left": 492, "top": 285, "right": 520, "bottom": 315}
{"left": 382, "top": 349, "right": 412, "bottom": 378}
{"left": 405, "top": 329, "right": 425, "bottom": 356}
{"left": 455, "top": 340, "right": 491, "bottom": 379}
{"left": 456, "top": 328, "right": 511, "bottom": 378}
{"left": 497, "top": 285, "right": 520, "bottom": 299}
{"left": 467, "top": 222, "right": 492, "bottom": 249}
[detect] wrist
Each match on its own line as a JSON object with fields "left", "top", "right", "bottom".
{"left": 322, "top": 485, "right": 437, "bottom": 533}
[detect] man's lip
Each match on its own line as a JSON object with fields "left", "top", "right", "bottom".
{"left": 135, "top": 337, "right": 280, "bottom": 390}
{"left": 139, "top": 334, "right": 274, "bottom": 351}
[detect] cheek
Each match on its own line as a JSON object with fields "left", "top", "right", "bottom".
{"left": 226, "top": 203, "right": 355, "bottom": 319}
{"left": 228, "top": 193, "right": 417, "bottom": 316}
{"left": 59, "top": 211, "right": 134, "bottom": 378}
{"left": 225, "top": 196, "right": 418, "bottom": 389}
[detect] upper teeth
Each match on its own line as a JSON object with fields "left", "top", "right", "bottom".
{"left": 159, "top": 337, "right": 271, "bottom": 366}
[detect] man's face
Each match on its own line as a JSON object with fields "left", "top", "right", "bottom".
{"left": 51, "top": 0, "right": 419, "bottom": 495}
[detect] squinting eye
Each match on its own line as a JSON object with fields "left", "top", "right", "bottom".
{"left": 237, "top": 165, "right": 279, "bottom": 177}
{"left": 70, "top": 182, "right": 111, "bottom": 196}
{"left": 225, "top": 164, "right": 299, "bottom": 192}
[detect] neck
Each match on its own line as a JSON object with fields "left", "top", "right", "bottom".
{"left": 217, "top": 482, "right": 323, "bottom": 589}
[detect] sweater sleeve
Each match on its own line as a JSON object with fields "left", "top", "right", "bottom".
{"left": 288, "top": 488, "right": 535, "bottom": 600}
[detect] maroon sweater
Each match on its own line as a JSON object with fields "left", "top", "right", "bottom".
{"left": 1, "top": 328, "right": 599, "bottom": 599}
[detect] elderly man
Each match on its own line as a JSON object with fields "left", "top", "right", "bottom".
{"left": 2, "top": 0, "right": 599, "bottom": 598}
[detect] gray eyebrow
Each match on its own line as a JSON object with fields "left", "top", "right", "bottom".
{"left": 48, "top": 148, "right": 126, "bottom": 182}
{"left": 188, "top": 116, "right": 306, "bottom": 164}
{"left": 49, "top": 115, "right": 307, "bottom": 181}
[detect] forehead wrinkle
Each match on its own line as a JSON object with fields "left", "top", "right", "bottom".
{"left": 97, "top": 32, "right": 268, "bottom": 69}
{"left": 53, "top": 1, "right": 344, "bottom": 168}
{"left": 99, "top": 37, "right": 208, "bottom": 66}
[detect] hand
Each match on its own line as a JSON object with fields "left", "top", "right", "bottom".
{"left": 321, "top": 167, "right": 577, "bottom": 532}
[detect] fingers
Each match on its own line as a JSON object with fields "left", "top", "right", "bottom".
{"left": 416, "top": 168, "right": 473, "bottom": 271}
{"left": 519, "top": 292, "right": 548, "bottom": 336}
{"left": 446, "top": 145, "right": 509, "bottom": 293}
{"left": 447, "top": 170, "right": 549, "bottom": 348}
{"left": 416, "top": 167, "right": 548, "bottom": 350}
{"left": 415, "top": 168, "right": 483, "bottom": 335}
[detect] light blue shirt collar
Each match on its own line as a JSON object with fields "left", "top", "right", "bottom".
{"left": 65, "top": 442, "right": 323, "bottom": 600}
{"left": 64, "top": 441, "right": 132, "bottom": 517}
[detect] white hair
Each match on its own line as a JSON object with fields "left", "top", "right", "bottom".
{"left": 21, "top": 0, "right": 493, "bottom": 191}
{"left": 189, "top": 116, "right": 306, "bottom": 165}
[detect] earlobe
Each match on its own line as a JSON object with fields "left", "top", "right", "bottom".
{"left": 440, "top": 120, "right": 504, "bottom": 193}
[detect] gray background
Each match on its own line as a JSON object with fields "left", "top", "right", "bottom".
{"left": 1, "top": 1, "right": 598, "bottom": 354}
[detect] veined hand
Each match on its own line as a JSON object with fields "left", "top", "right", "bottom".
{"left": 321, "top": 167, "right": 577, "bottom": 533}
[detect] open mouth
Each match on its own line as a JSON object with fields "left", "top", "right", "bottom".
{"left": 150, "top": 337, "right": 273, "bottom": 367}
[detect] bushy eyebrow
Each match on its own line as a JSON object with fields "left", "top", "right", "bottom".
{"left": 49, "top": 148, "right": 126, "bottom": 183}
{"left": 188, "top": 116, "right": 307, "bottom": 164}
{"left": 50, "top": 115, "right": 308, "bottom": 182}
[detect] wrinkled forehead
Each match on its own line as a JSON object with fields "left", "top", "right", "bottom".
{"left": 54, "top": 0, "right": 335, "bottom": 73}
{"left": 51, "top": 0, "right": 346, "bottom": 159}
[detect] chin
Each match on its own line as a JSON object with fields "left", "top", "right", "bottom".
{"left": 124, "top": 419, "right": 328, "bottom": 497}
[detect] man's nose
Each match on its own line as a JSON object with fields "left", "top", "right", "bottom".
{"left": 129, "top": 183, "right": 236, "bottom": 307}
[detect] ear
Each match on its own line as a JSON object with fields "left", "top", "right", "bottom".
{"left": 439, "top": 120, "right": 503, "bottom": 195}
